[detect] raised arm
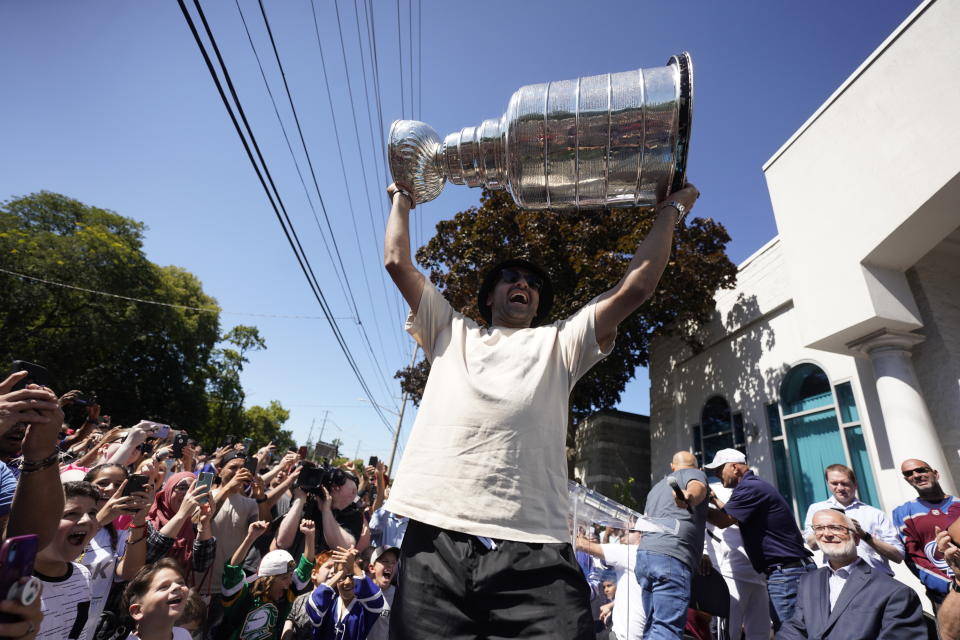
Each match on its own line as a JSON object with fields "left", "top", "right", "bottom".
{"left": 594, "top": 184, "right": 699, "bottom": 349}
{"left": 4, "top": 384, "right": 64, "bottom": 550}
{"left": 384, "top": 183, "right": 425, "bottom": 312}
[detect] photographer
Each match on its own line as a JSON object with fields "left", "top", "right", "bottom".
{"left": 274, "top": 466, "right": 362, "bottom": 555}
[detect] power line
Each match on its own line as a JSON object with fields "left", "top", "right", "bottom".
{"left": 0, "top": 266, "right": 344, "bottom": 320}
{"left": 256, "top": 0, "right": 397, "bottom": 405}
{"left": 177, "top": 0, "right": 394, "bottom": 434}
{"left": 330, "top": 0, "right": 408, "bottom": 366}
{"left": 233, "top": 0, "right": 358, "bottom": 320}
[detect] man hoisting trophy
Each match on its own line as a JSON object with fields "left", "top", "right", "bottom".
{"left": 381, "top": 53, "right": 700, "bottom": 639}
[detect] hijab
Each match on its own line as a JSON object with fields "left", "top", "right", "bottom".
{"left": 147, "top": 471, "right": 197, "bottom": 572}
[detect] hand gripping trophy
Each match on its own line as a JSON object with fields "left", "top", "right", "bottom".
{"left": 388, "top": 52, "right": 692, "bottom": 211}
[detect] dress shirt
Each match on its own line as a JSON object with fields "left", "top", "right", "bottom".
{"left": 803, "top": 496, "right": 902, "bottom": 575}
{"left": 828, "top": 558, "right": 863, "bottom": 611}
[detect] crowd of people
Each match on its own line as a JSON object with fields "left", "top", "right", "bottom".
{"left": 0, "top": 371, "right": 404, "bottom": 640}
{"left": 578, "top": 449, "right": 960, "bottom": 639}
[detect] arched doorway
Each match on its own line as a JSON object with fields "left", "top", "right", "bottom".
{"left": 777, "top": 363, "right": 879, "bottom": 517}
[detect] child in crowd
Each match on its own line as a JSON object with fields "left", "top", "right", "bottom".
{"left": 219, "top": 519, "right": 316, "bottom": 640}
{"left": 305, "top": 546, "right": 387, "bottom": 640}
{"left": 82, "top": 463, "right": 151, "bottom": 639}
{"left": 122, "top": 558, "right": 192, "bottom": 640}
{"left": 363, "top": 546, "right": 398, "bottom": 640}
{"left": 33, "top": 481, "right": 98, "bottom": 640}
{"left": 281, "top": 550, "right": 336, "bottom": 640}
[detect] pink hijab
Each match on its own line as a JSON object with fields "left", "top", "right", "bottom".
{"left": 147, "top": 471, "right": 197, "bottom": 572}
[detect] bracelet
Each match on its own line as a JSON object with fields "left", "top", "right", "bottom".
{"left": 256, "top": 497, "right": 267, "bottom": 504}
{"left": 394, "top": 188, "right": 415, "bottom": 209}
{"left": 861, "top": 531, "right": 873, "bottom": 543}
{"left": 20, "top": 449, "right": 60, "bottom": 474}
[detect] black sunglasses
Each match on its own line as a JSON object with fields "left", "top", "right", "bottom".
{"left": 500, "top": 267, "right": 543, "bottom": 291}
{"left": 902, "top": 466, "right": 933, "bottom": 478}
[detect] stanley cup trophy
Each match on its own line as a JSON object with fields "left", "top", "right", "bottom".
{"left": 388, "top": 53, "right": 692, "bottom": 211}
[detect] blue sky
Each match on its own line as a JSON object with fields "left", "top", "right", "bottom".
{"left": 0, "top": 1, "right": 920, "bottom": 462}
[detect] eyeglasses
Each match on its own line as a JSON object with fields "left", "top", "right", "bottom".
{"left": 499, "top": 268, "right": 543, "bottom": 291}
{"left": 902, "top": 466, "right": 933, "bottom": 478}
{"left": 812, "top": 524, "right": 854, "bottom": 535}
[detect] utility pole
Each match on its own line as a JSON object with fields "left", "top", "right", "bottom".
{"left": 316, "top": 410, "right": 330, "bottom": 444}
{"left": 305, "top": 417, "right": 315, "bottom": 448}
{"left": 387, "top": 345, "right": 419, "bottom": 472}
{"left": 353, "top": 440, "right": 362, "bottom": 461}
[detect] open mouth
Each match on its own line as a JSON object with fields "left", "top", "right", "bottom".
{"left": 508, "top": 291, "right": 528, "bottom": 304}
{"left": 382, "top": 569, "right": 393, "bottom": 580}
{"left": 168, "top": 595, "right": 184, "bottom": 606}
{"left": 66, "top": 527, "right": 88, "bottom": 546}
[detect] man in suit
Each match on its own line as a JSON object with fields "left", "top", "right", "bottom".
{"left": 777, "top": 509, "right": 925, "bottom": 639}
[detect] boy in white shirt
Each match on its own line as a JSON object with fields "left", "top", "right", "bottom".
{"left": 34, "top": 481, "right": 99, "bottom": 640}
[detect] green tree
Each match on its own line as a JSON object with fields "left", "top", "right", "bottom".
{"left": 0, "top": 191, "right": 221, "bottom": 428}
{"left": 205, "top": 325, "right": 266, "bottom": 447}
{"left": 242, "top": 400, "right": 295, "bottom": 451}
{"left": 396, "top": 189, "right": 737, "bottom": 442}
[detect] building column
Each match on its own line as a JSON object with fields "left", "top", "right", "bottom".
{"left": 849, "top": 329, "right": 956, "bottom": 495}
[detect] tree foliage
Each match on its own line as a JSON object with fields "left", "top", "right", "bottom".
{"left": 396, "top": 189, "right": 737, "bottom": 436}
{"left": 0, "top": 192, "right": 293, "bottom": 447}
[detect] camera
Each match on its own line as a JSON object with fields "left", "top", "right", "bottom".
{"left": 295, "top": 461, "right": 348, "bottom": 495}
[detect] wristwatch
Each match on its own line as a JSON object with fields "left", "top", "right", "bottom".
{"left": 661, "top": 200, "right": 688, "bottom": 226}
{"left": 861, "top": 531, "right": 873, "bottom": 543}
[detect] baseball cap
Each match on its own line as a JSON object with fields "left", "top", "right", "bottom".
{"left": 258, "top": 550, "right": 295, "bottom": 577}
{"left": 370, "top": 546, "right": 400, "bottom": 565}
{"left": 703, "top": 448, "right": 747, "bottom": 470}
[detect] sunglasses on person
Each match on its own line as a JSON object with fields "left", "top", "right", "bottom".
{"left": 499, "top": 267, "right": 543, "bottom": 291}
{"left": 902, "top": 466, "right": 933, "bottom": 478}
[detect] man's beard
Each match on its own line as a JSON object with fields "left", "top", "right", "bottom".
{"left": 821, "top": 537, "right": 858, "bottom": 564}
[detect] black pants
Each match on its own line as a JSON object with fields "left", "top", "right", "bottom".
{"left": 390, "top": 520, "right": 594, "bottom": 640}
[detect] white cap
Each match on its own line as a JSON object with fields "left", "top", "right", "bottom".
{"left": 370, "top": 546, "right": 400, "bottom": 565}
{"left": 258, "top": 550, "right": 295, "bottom": 577}
{"left": 703, "top": 448, "right": 747, "bottom": 470}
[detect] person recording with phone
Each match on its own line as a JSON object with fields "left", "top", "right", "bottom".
{"left": 1, "top": 369, "right": 66, "bottom": 554}
{"left": 200, "top": 452, "right": 259, "bottom": 611}
{"left": 145, "top": 473, "right": 216, "bottom": 578}
{"left": 80, "top": 463, "right": 153, "bottom": 639}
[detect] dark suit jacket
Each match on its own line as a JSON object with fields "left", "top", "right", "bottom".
{"left": 776, "top": 560, "right": 926, "bottom": 639}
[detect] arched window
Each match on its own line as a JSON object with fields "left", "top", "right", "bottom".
{"left": 769, "top": 363, "right": 879, "bottom": 518}
{"left": 691, "top": 395, "right": 745, "bottom": 467}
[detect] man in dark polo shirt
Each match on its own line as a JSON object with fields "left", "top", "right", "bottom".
{"left": 704, "top": 448, "right": 813, "bottom": 631}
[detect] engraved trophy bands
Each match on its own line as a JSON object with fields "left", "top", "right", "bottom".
{"left": 388, "top": 52, "right": 692, "bottom": 210}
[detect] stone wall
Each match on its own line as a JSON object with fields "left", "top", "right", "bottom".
{"left": 574, "top": 409, "right": 650, "bottom": 509}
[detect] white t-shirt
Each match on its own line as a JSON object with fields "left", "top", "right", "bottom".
{"left": 386, "top": 281, "right": 613, "bottom": 543}
{"left": 205, "top": 493, "right": 258, "bottom": 595}
{"left": 36, "top": 562, "right": 93, "bottom": 640}
{"left": 81, "top": 525, "right": 130, "bottom": 639}
{"left": 365, "top": 584, "right": 395, "bottom": 640}
{"left": 705, "top": 483, "right": 765, "bottom": 585}
{"left": 126, "top": 627, "right": 192, "bottom": 640}
{"left": 601, "top": 543, "right": 646, "bottom": 640}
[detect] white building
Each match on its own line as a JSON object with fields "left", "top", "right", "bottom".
{"left": 649, "top": 0, "right": 959, "bottom": 548}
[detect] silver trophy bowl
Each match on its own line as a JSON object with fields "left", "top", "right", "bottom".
{"left": 389, "top": 52, "right": 693, "bottom": 210}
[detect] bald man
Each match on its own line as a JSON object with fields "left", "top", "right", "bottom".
{"left": 633, "top": 451, "right": 708, "bottom": 638}
{"left": 892, "top": 458, "right": 960, "bottom": 612}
